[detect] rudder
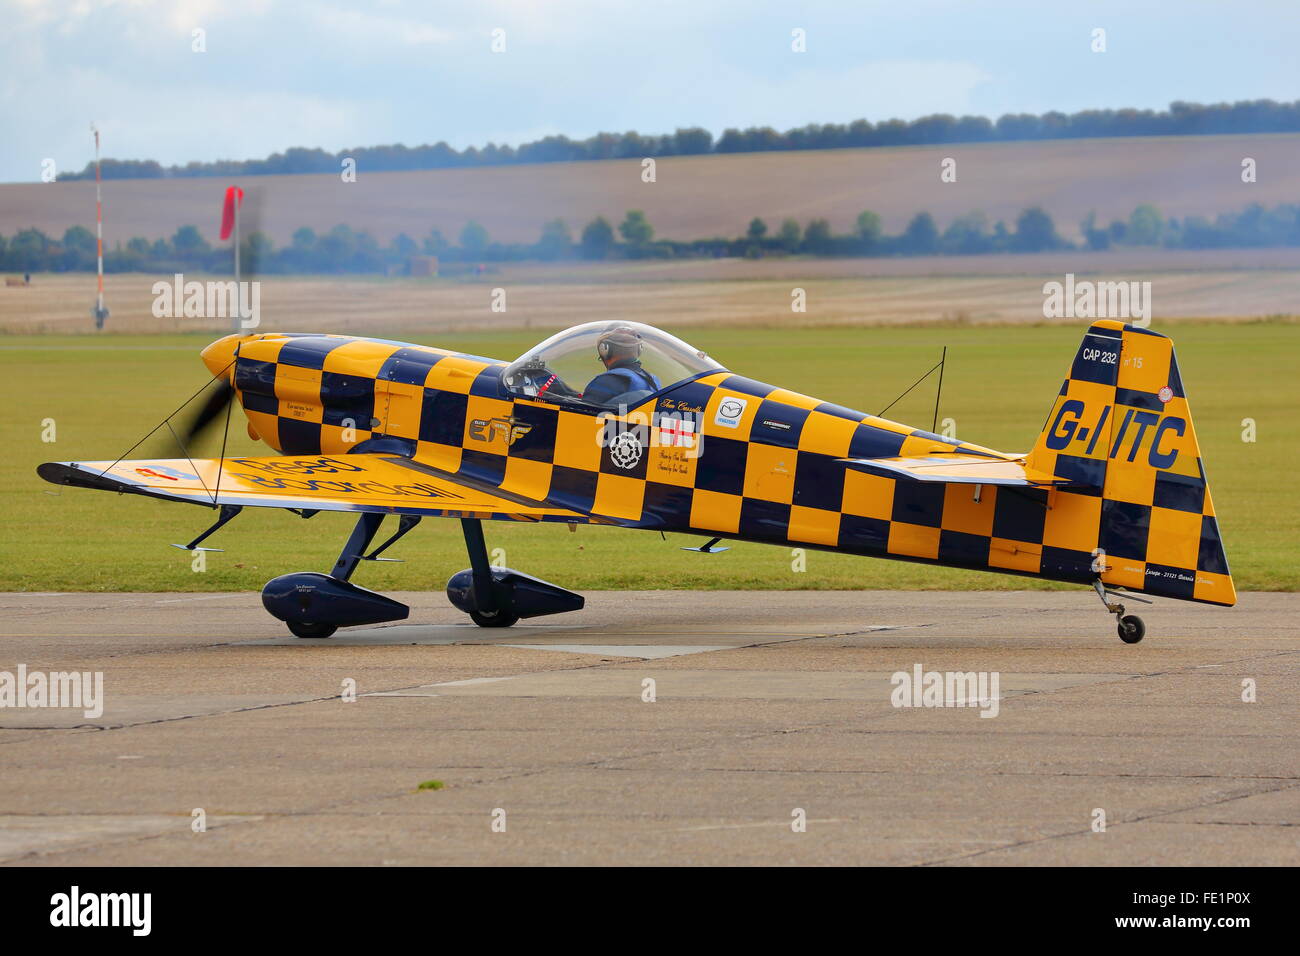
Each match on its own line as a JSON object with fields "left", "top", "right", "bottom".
{"left": 1027, "top": 321, "right": 1234, "bottom": 606}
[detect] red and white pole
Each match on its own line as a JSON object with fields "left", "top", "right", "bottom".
{"left": 91, "top": 124, "right": 108, "bottom": 329}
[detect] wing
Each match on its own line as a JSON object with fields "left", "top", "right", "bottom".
{"left": 838, "top": 454, "right": 1075, "bottom": 488}
{"left": 37, "top": 454, "right": 586, "bottom": 523}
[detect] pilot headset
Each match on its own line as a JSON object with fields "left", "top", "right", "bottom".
{"left": 597, "top": 327, "right": 642, "bottom": 361}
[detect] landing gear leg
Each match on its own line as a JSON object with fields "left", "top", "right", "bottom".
{"left": 285, "top": 513, "right": 386, "bottom": 640}
{"left": 461, "top": 518, "right": 518, "bottom": 628}
{"left": 1092, "top": 579, "right": 1149, "bottom": 644}
{"left": 332, "top": 512, "right": 386, "bottom": 583}
{"left": 262, "top": 513, "right": 411, "bottom": 639}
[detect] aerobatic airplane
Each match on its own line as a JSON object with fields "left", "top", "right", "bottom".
{"left": 38, "top": 319, "right": 1233, "bottom": 642}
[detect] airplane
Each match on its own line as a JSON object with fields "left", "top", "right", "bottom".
{"left": 37, "top": 319, "right": 1234, "bottom": 643}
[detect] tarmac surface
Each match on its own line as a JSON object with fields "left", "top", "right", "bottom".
{"left": 0, "top": 589, "right": 1296, "bottom": 866}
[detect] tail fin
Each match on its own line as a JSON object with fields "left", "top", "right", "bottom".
{"left": 1026, "top": 320, "right": 1234, "bottom": 606}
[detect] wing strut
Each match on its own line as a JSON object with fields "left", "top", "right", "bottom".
{"left": 170, "top": 504, "right": 243, "bottom": 552}
{"left": 359, "top": 515, "right": 423, "bottom": 563}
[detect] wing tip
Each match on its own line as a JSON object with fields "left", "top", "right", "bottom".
{"left": 37, "top": 462, "right": 124, "bottom": 493}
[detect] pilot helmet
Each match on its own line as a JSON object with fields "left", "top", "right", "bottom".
{"left": 596, "top": 325, "right": 642, "bottom": 363}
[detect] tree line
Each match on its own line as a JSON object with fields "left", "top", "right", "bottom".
{"left": 58, "top": 99, "right": 1300, "bottom": 181}
{"left": 5, "top": 202, "right": 1300, "bottom": 275}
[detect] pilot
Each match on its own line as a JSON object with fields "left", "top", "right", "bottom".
{"left": 583, "top": 326, "right": 661, "bottom": 406}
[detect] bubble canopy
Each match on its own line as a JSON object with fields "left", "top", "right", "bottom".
{"left": 501, "top": 322, "right": 724, "bottom": 408}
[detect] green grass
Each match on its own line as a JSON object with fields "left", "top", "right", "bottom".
{"left": 1, "top": 323, "right": 1296, "bottom": 592}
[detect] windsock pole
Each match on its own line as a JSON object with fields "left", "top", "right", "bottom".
{"left": 91, "top": 124, "right": 108, "bottom": 329}
{"left": 232, "top": 189, "right": 241, "bottom": 334}
{"left": 219, "top": 185, "right": 244, "bottom": 333}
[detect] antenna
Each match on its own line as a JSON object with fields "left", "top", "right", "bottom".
{"left": 931, "top": 346, "right": 947, "bottom": 433}
{"left": 90, "top": 123, "right": 109, "bottom": 330}
{"left": 876, "top": 351, "right": 943, "bottom": 420}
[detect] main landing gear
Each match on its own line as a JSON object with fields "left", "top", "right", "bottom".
{"left": 1092, "top": 579, "right": 1150, "bottom": 644}
{"left": 261, "top": 513, "right": 585, "bottom": 637}
{"left": 261, "top": 513, "right": 420, "bottom": 638}
{"left": 445, "top": 518, "right": 584, "bottom": 628}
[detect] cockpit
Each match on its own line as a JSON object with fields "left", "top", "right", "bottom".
{"left": 501, "top": 322, "right": 723, "bottom": 409}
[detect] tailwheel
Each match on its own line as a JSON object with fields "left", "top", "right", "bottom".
{"left": 1117, "top": 615, "right": 1145, "bottom": 644}
{"left": 288, "top": 621, "right": 337, "bottom": 639}
{"left": 1092, "top": 580, "right": 1151, "bottom": 645}
{"left": 469, "top": 609, "right": 519, "bottom": 628}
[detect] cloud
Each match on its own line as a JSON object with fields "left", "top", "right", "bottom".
{"left": 1, "top": 0, "right": 1297, "bottom": 182}
{"left": 308, "top": 6, "right": 456, "bottom": 49}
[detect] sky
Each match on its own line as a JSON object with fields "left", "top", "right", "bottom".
{"left": 2, "top": 0, "right": 1298, "bottom": 183}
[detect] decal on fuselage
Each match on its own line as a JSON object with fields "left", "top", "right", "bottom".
{"left": 1044, "top": 400, "right": 1187, "bottom": 469}
{"left": 469, "top": 416, "right": 532, "bottom": 446}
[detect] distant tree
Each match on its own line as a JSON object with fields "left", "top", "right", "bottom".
{"left": 353, "top": 230, "right": 384, "bottom": 272}
{"left": 1012, "top": 207, "right": 1060, "bottom": 252}
{"left": 284, "top": 227, "right": 318, "bottom": 270}
{"left": 459, "top": 221, "right": 489, "bottom": 256}
{"left": 778, "top": 218, "right": 802, "bottom": 252}
{"left": 7, "top": 228, "right": 51, "bottom": 271}
{"left": 61, "top": 225, "right": 95, "bottom": 254}
{"left": 672, "top": 127, "right": 714, "bottom": 154}
{"left": 241, "top": 232, "right": 275, "bottom": 274}
{"left": 940, "top": 211, "right": 991, "bottom": 254}
{"left": 423, "top": 229, "right": 450, "bottom": 256}
{"left": 389, "top": 232, "right": 418, "bottom": 258}
{"left": 901, "top": 212, "right": 939, "bottom": 254}
{"left": 855, "top": 210, "right": 883, "bottom": 248}
{"left": 1179, "top": 215, "right": 1222, "bottom": 249}
{"left": 108, "top": 236, "right": 144, "bottom": 271}
{"left": 319, "top": 224, "right": 359, "bottom": 271}
{"left": 172, "top": 224, "right": 210, "bottom": 259}
{"left": 47, "top": 99, "right": 1300, "bottom": 183}
{"left": 580, "top": 216, "right": 615, "bottom": 259}
{"left": 1162, "top": 216, "right": 1183, "bottom": 246}
{"left": 803, "top": 218, "right": 833, "bottom": 253}
{"left": 747, "top": 217, "right": 768, "bottom": 240}
{"left": 1081, "top": 211, "right": 1110, "bottom": 250}
{"left": 619, "top": 210, "right": 654, "bottom": 245}
{"left": 1128, "top": 203, "right": 1164, "bottom": 245}
{"left": 536, "top": 219, "right": 573, "bottom": 260}
{"left": 59, "top": 225, "right": 96, "bottom": 270}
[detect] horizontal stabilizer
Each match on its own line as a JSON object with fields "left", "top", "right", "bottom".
{"left": 838, "top": 454, "right": 1075, "bottom": 488}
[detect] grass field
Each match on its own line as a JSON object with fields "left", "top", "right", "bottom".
{"left": 2, "top": 322, "right": 1295, "bottom": 593}
{"left": 5, "top": 133, "right": 1300, "bottom": 246}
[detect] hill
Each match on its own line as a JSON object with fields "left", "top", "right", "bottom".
{"left": 3, "top": 133, "right": 1299, "bottom": 247}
